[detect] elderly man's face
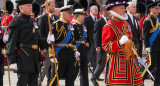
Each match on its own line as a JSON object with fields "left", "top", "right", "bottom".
{"left": 112, "top": 5, "right": 126, "bottom": 16}
{"left": 127, "top": 3, "right": 136, "bottom": 15}
{"left": 90, "top": 6, "right": 98, "bottom": 16}
{"left": 19, "top": 4, "right": 32, "bottom": 15}
{"left": 63, "top": 11, "right": 72, "bottom": 21}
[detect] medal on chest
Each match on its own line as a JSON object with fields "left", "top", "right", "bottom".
{"left": 33, "top": 22, "right": 38, "bottom": 33}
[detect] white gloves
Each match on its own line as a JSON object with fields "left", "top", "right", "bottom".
{"left": 10, "top": 63, "right": 17, "bottom": 70}
{"left": 145, "top": 47, "right": 151, "bottom": 52}
{"left": 119, "top": 35, "right": 129, "bottom": 45}
{"left": 47, "top": 32, "right": 55, "bottom": 44}
{"left": 50, "top": 58, "right": 58, "bottom": 63}
{"left": 3, "top": 34, "right": 9, "bottom": 43}
{"left": 75, "top": 51, "right": 80, "bottom": 57}
{"left": 2, "top": 49, "right": 6, "bottom": 55}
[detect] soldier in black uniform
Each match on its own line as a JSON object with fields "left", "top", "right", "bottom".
{"left": 0, "top": 29, "right": 6, "bottom": 86}
{"left": 143, "top": 1, "right": 160, "bottom": 86}
{"left": 72, "top": 7, "right": 89, "bottom": 86}
{"left": 7, "top": 0, "right": 48, "bottom": 85}
{"left": 48, "top": 5, "right": 80, "bottom": 86}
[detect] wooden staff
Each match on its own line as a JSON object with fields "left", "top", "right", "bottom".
{"left": 4, "top": 0, "right": 11, "bottom": 86}
{"left": 45, "top": 0, "right": 59, "bottom": 86}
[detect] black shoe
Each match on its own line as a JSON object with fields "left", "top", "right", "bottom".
{"left": 97, "top": 78, "right": 104, "bottom": 81}
{"left": 91, "top": 78, "right": 99, "bottom": 86}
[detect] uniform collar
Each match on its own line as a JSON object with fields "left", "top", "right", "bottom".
{"left": 60, "top": 18, "right": 68, "bottom": 23}
{"left": 21, "top": 13, "right": 31, "bottom": 20}
{"left": 150, "top": 13, "right": 157, "bottom": 19}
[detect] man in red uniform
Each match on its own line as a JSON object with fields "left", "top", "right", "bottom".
{"left": 1, "top": 0, "right": 13, "bottom": 36}
{"left": 102, "top": 0, "right": 144, "bottom": 85}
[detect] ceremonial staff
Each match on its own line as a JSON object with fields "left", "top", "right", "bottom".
{"left": 45, "top": 0, "right": 60, "bottom": 86}
{"left": 4, "top": 0, "right": 11, "bottom": 85}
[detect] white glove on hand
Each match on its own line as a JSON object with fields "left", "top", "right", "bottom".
{"left": 10, "top": 63, "right": 17, "bottom": 70}
{"left": 50, "top": 58, "right": 58, "bottom": 63}
{"left": 2, "top": 49, "right": 6, "bottom": 55}
{"left": 3, "top": 34, "right": 9, "bottom": 43}
{"left": 75, "top": 51, "right": 80, "bottom": 57}
{"left": 47, "top": 32, "right": 55, "bottom": 44}
{"left": 145, "top": 47, "right": 151, "bottom": 52}
{"left": 119, "top": 35, "right": 129, "bottom": 45}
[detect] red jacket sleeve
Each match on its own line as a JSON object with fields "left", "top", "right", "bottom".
{"left": 102, "top": 24, "right": 122, "bottom": 52}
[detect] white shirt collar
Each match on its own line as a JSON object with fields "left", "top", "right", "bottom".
{"left": 90, "top": 14, "right": 97, "bottom": 21}
{"left": 128, "top": 13, "right": 134, "bottom": 23}
{"left": 49, "top": 13, "right": 54, "bottom": 18}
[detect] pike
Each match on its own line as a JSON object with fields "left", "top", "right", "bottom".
{"left": 45, "top": 0, "right": 60, "bottom": 86}
{"left": 4, "top": 0, "right": 11, "bottom": 85}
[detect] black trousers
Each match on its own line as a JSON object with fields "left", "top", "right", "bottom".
{"left": 17, "top": 72, "right": 39, "bottom": 86}
{"left": 87, "top": 44, "right": 97, "bottom": 71}
{"left": 49, "top": 47, "right": 75, "bottom": 86}
{"left": 74, "top": 45, "right": 89, "bottom": 86}
{"left": 143, "top": 51, "right": 160, "bottom": 86}
{"left": 0, "top": 64, "right": 4, "bottom": 86}
{"left": 92, "top": 50, "right": 107, "bottom": 79}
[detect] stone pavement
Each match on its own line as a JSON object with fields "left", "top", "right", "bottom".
{"left": 3, "top": 71, "right": 154, "bottom": 86}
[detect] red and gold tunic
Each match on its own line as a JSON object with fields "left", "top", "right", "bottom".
{"left": 102, "top": 17, "right": 143, "bottom": 86}
{"left": 1, "top": 14, "right": 13, "bottom": 36}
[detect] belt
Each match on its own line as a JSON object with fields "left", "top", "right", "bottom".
{"left": 75, "top": 41, "right": 85, "bottom": 44}
{"left": 54, "top": 43, "right": 74, "bottom": 48}
{"left": 19, "top": 44, "right": 38, "bottom": 49}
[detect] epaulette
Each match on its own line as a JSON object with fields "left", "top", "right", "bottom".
{"left": 8, "top": 17, "right": 21, "bottom": 28}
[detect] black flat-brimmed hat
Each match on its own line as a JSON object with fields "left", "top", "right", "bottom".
{"left": 105, "top": 0, "right": 129, "bottom": 11}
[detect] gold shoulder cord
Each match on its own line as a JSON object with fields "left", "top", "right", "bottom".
{"left": 150, "top": 19, "right": 159, "bottom": 33}
{"left": 56, "top": 23, "right": 67, "bottom": 40}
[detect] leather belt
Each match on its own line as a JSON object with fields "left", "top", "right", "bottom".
{"left": 19, "top": 44, "right": 38, "bottom": 49}
{"left": 75, "top": 41, "right": 85, "bottom": 44}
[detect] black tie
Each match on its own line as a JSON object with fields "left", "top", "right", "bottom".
{"left": 51, "top": 14, "right": 54, "bottom": 21}
{"left": 133, "top": 16, "right": 137, "bottom": 29}
{"left": 94, "top": 17, "right": 97, "bottom": 21}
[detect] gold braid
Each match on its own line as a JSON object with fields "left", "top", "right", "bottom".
{"left": 56, "top": 23, "right": 67, "bottom": 40}
{"left": 150, "top": 18, "right": 159, "bottom": 33}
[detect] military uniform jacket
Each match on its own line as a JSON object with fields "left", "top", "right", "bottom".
{"left": 102, "top": 17, "right": 143, "bottom": 85}
{"left": 143, "top": 14, "right": 160, "bottom": 51}
{"left": 73, "top": 21, "right": 87, "bottom": 50}
{"left": 7, "top": 13, "right": 47, "bottom": 73}
{"left": 49, "top": 18, "right": 76, "bottom": 58}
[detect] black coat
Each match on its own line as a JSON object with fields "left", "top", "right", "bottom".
{"left": 93, "top": 17, "right": 106, "bottom": 48}
{"left": 0, "top": 33, "right": 5, "bottom": 65}
{"left": 7, "top": 13, "right": 48, "bottom": 73}
{"left": 143, "top": 14, "right": 160, "bottom": 51}
{"left": 127, "top": 14, "right": 141, "bottom": 44}
{"left": 38, "top": 13, "right": 59, "bottom": 38}
{"left": 83, "top": 15, "right": 98, "bottom": 46}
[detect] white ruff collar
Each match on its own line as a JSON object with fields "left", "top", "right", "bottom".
{"left": 109, "top": 10, "right": 128, "bottom": 20}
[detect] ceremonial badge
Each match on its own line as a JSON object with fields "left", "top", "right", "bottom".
{"left": 33, "top": 22, "right": 38, "bottom": 33}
